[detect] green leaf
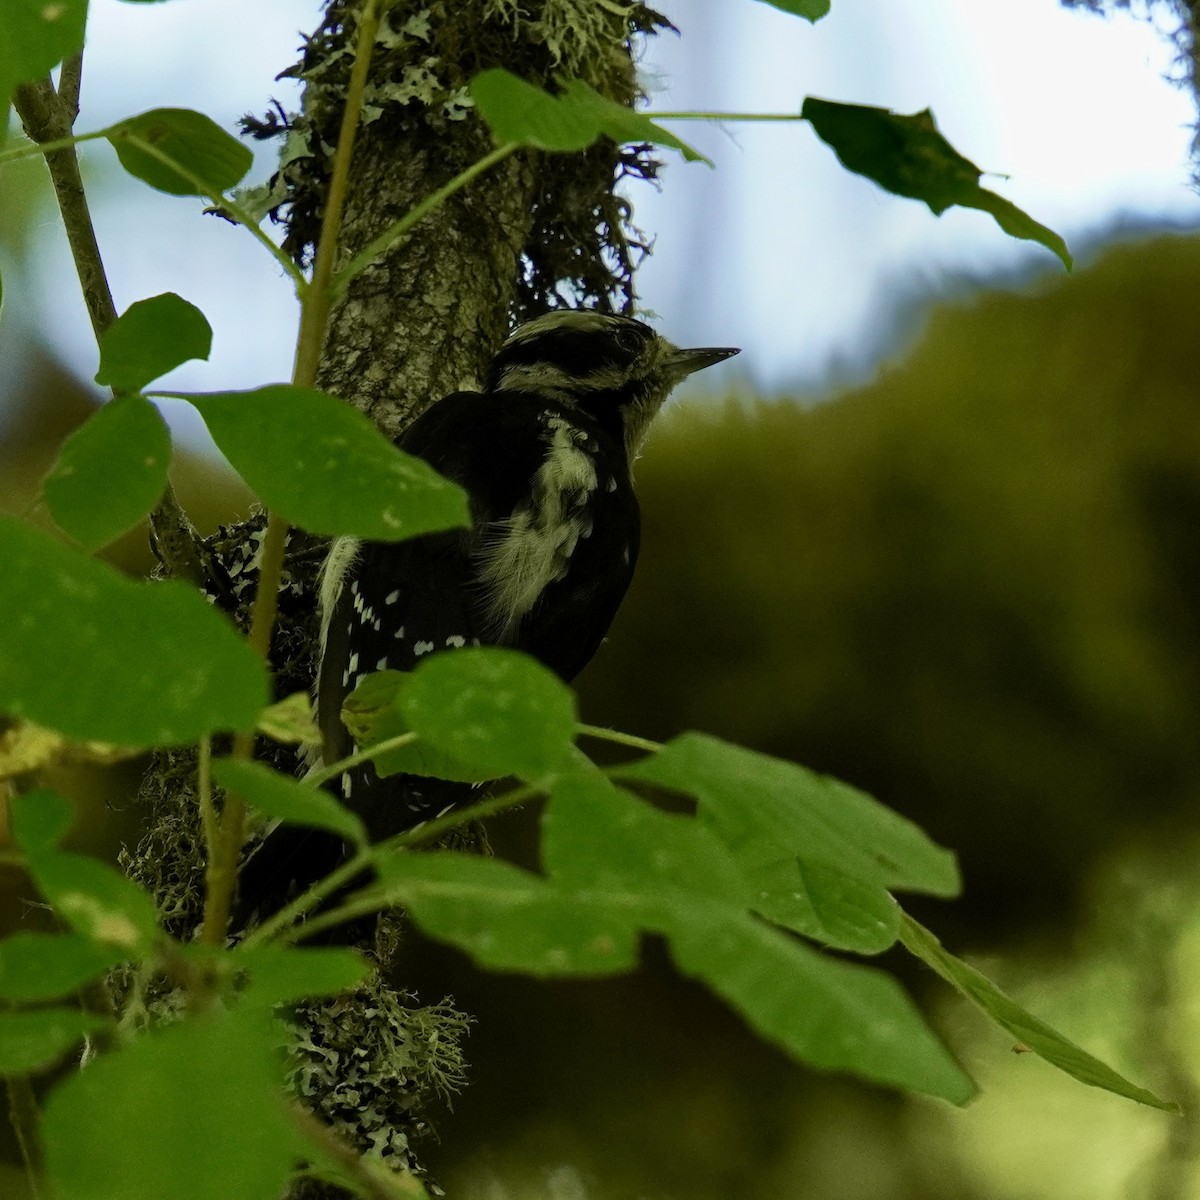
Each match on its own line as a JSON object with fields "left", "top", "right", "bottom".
{"left": 542, "top": 766, "right": 973, "bottom": 1102}
{"left": 369, "top": 852, "right": 637, "bottom": 977}
{"left": 394, "top": 648, "right": 578, "bottom": 782}
{"left": 0, "top": 0, "right": 88, "bottom": 120}
{"left": 358, "top": 760, "right": 973, "bottom": 1100}
{"left": 42, "top": 1008, "right": 305, "bottom": 1200}
{"left": 543, "top": 766, "right": 751, "bottom": 910}
{"left": 27, "top": 851, "right": 161, "bottom": 953}
{"left": 755, "top": 0, "right": 829, "bottom": 18}
{"left": 338, "top": 670, "right": 452, "bottom": 781}
{"left": 340, "top": 668, "right": 404, "bottom": 742}
{"left": 232, "top": 945, "right": 373, "bottom": 1005}
{"left": 899, "top": 915, "right": 1177, "bottom": 1111}
{"left": 670, "top": 910, "right": 974, "bottom": 1103}
{"left": 256, "top": 692, "right": 319, "bottom": 745}
{"left": 352, "top": 692, "right": 472, "bottom": 783}
{"left": 0, "top": 1008, "right": 107, "bottom": 1075}
{"left": 800, "top": 97, "right": 1072, "bottom": 269}
{"left": 95, "top": 292, "right": 212, "bottom": 392}
{"left": 213, "top": 758, "right": 366, "bottom": 848}
{"left": 615, "top": 733, "right": 959, "bottom": 897}
{"left": 107, "top": 107, "right": 253, "bottom": 196}
{"left": 0, "top": 517, "right": 268, "bottom": 745}
{"left": 181, "top": 386, "right": 469, "bottom": 540}
{"left": 9, "top": 788, "right": 73, "bottom": 854}
{"left": 470, "top": 69, "right": 709, "bottom": 164}
{"left": 41, "top": 394, "right": 171, "bottom": 551}
{"left": 0, "top": 931, "right": 125, "bottom": 1002}
{"left": 558, "top": 79, "right": 709, "bottom": 164}
{"left": 748, "top": 857, "right": 900, "bottom": 954}
{"left": 339, "top": 669, "right": 423, "bottom": 776}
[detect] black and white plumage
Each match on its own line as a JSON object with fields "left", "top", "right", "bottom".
{"left": 236, "top": 311, "right": 737, "bottom": 926}
{"left": 317, "top": 310, "right": 738, "bottom": 839}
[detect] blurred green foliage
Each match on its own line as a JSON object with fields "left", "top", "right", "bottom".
{"left": 431, "top": 231, "right": 1200, "bottom": 1198}
{"left": 587, "top": 231, "right": 1200, "bottom": 937}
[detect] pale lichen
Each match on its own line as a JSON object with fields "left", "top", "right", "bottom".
{"left": 243, "top": 0, "right": 674, "bottom": 314}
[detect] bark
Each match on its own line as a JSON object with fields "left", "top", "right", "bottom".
{"left": 313, "top": 126, "right": 536, "bottom": 438}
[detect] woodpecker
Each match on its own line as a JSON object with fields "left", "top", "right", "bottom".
{"left": 236, "top": 311, "right": 737, "bottom": 926}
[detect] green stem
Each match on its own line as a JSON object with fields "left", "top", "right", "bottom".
{"left": 646, "top": 110, "right": 805, "bottom": 122}
{"left": 276, "top": 893, "right": 385, "bottom": 945}
{"left": 0, "top": 125, "right": 111, "bottom": 165}
{"left": 117, "top": 134, "right": 306, "bottom": 290}
{"left": 331, "top": 141, "right": 520, "bottom": 301}
{"left": 277, "top": 789, "right": 535, "bottom": 945}
{"left": 576, "top": 723, "right": 663, "bottom": 755}
{"left": 392, "top": 783, "right": 537, "bottom": 849}
{"left": 237, "top": 848, "right": 374, "bottom": 950}
{"left": 293, "top": 0, "right": 382, "bottom": 387}
{"left": 254, "top": 785, "right": 535, "bottom": 946}
{"left": 304, "top": 731, "right": 419, "bottom": 789}
{"left": 198, "top": 511, "right": 289, "bottom": 948}
{"left": 0, "top": 119, "right": 307, "bottom": 290}
{"left": 254, "top": 737, "right": 672, "bottom": 946}
{"left": 198, "top": 0, "right": 381, "bottom": 949}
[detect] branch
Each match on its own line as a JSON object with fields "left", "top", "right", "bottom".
{"left": 12, "top": 78, "right": 116, "bottom": 338}
{"left": 12, "top": 76, "right": 207, "bottom": 582}
{"left": 58, "top": 52, "right": 84, "bottom": 124}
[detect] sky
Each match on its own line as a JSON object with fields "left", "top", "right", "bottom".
{"left": 7, "top": 0, "right": 1200, "bottom": 410}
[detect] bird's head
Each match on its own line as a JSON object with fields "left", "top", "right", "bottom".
{"left": 485, "top": 310, "right": 739, "bottom": 456}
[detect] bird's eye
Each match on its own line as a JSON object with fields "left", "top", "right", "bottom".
{"left": 614, "top": 327, "right": 643, "bottom": 356}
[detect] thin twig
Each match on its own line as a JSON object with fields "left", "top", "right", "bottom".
{"left": 0, "top": 126, "right": 111, "bottom": 165}
{"left": 246, "top": 782, "right": 535, "bottom": 946}
{"left": 293, "top": 0, "right": 384, "bottom": 386}
{"left": 198, "top": 513, "right": 289, "bottom": 948}
{"left": 271, "top": 789, "right": 536, "bottom": 945}
{"left": 199, "top": 0, "right": 383, "bottom": 949}
{"left": 390, "top": 784, "right": 537, "bottom": 850}
{"left": 13, "top": 78, "right": 117, "bottom": 338}
{"left": 576, "top": 723, "right": 663, "bottom": 755}
{"left": 58, "top": 52, "right": 84, "bottom": 123}
{"left": 237, "top": 848, "right": 375, "bottom": 950}
{"left": 116, "top": 134, "right": 306, "bottom": 290}
{"left": 277, "top": 893, "right": 388, "bottom": 945}
{"left": 647, "top": 110, "right": 805, "bottom": 121}
{"left": 304, "top": 732, "right": 418, "bottom": 789}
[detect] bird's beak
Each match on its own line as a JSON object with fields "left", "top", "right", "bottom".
{"left": 667, "top": 346, "right": 741, "bottom": 377}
